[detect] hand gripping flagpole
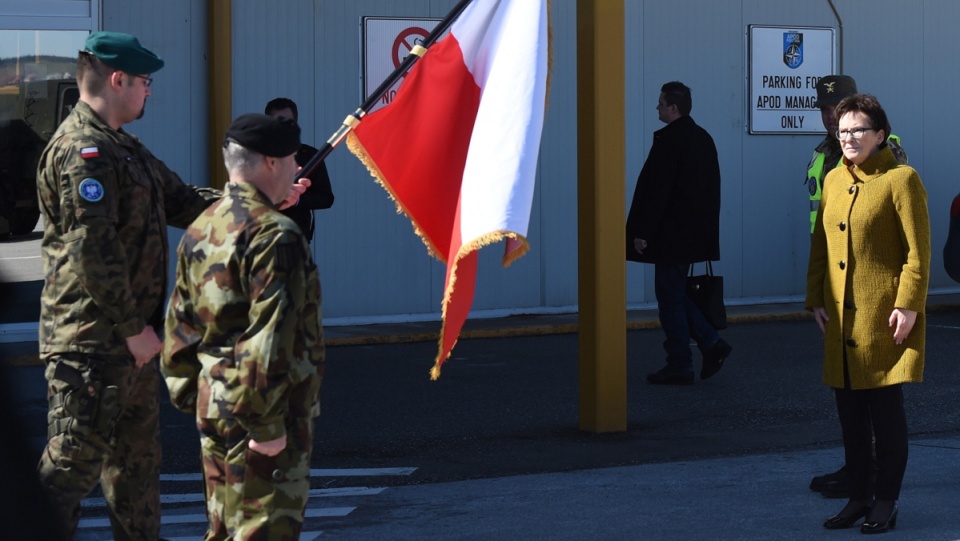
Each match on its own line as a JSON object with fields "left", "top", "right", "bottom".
{"left": 295, "top": 0, "right": 475, "bottom": 182}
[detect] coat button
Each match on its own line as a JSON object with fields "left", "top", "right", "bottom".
{"left": 839, "top": 260, "right": 846, "bottom": 270}
{"left": 846, "top": 338, "right": 857, "bottom": 347}
{"left": 849, "top": 186, "right": 856, "bottom": 194}
{"left": 272, "top": 469, "right": 285, "bottom": 482}
{"left": 839, "top": 221, "right": 846, "bottom": 231}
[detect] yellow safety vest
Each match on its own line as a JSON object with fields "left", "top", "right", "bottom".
{"left": 807, "top": 134, "right": 901, "bottom": 233}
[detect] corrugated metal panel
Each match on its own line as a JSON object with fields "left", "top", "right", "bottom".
{"left": 101, "top": 1, "right": 209, "bottom": 295}
{"left": 299, "top": 0, "right": 552, "bottom": 321}
{"left": 312, "top": 0, "right": 443, "bottom": 320}
{"left": 101, "top": 1, "right": 208, "bottom": 185}
{"left": 71, "top": 0, "right": 960, "bottom": 325}
{"left": 917, "top": 0, "right": 955, "bottom": 287}
{"left": 539, "top": 0, "right": 579, "bottom": 310}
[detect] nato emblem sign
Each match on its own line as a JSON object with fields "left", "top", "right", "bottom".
{"left": 783, "top": 32, "right": 803, "bottom": 69}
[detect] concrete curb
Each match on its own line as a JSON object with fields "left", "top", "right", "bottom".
{"left": 5, "top": 300, "right": 958, "bottom": 365}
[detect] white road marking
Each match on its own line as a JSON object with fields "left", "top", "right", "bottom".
{"left": 165, "top": 532, "right": 323, "bottom": 541}
{"left": 160, "top": 467, "right": 416, "bottom": 482}
{"left": 79, "top": 508, "right": 355, "bottom": 528}
{"left": 81, "top": 486, "right": 385, "bottom": 508}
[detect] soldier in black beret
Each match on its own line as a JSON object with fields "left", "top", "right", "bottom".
{"left": 224, "top": 113, "right": 303, "bottom": 204}
{"left": 163, "top": 113, "right": 323, "bottom": 540}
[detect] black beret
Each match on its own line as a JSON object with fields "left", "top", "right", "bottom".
{"left": 814, "top": 75, "right": 858, "bottom": 108}
{"left": 225, "top": 114, "right": 301, "bottom": 158}
{"left": 84, "top": 31, "right": 164, "bottom": 74}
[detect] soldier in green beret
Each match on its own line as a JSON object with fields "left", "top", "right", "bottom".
{"left": 162, "top": 114, "right": 324, "bottom": 540}
{"left": 35, "top": 33, "right": 309, "bottom": 539}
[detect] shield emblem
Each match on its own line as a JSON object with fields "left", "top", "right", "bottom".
{"left": 783, "top": 32, "right": 803, "bottom": 69}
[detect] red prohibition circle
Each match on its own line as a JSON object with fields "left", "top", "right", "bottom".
{"left": 392, "top": 27, "right": 430, "bottom": 69}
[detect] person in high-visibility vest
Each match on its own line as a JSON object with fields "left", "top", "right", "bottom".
{"left": 805, "top": 75, "right": 909, "bottom": 501}
{"left": 805, "top": 76, "right": 908, "bottom": 234}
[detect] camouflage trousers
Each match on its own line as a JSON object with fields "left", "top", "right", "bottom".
{"left": 37, "top": 353, "right": 162, "bottom": 541}
{"left": 198, "top": 416, "right": 314, "bottom": 541}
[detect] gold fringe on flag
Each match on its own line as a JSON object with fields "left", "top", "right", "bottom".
{"left": 346, "top": 133, "right": 447, "bottom": 263}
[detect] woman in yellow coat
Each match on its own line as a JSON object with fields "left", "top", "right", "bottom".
{"left": 806, "top": 94, "right": 930, "bottom": 534}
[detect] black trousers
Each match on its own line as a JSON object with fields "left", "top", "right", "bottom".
{"left": 834, "top": 384, "right": 908, "bottom": 501}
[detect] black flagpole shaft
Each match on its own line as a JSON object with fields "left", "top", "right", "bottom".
{"left": 296, "top": 0, "right": 476, "bottom": 182}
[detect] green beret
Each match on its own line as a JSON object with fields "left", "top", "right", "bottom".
{"left": 225, "top": 114, "right": 301, "bottom": 158}
{"left": 84, "top": 31, "right": 164, "bottom": 74}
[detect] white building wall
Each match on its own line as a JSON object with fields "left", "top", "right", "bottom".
{"left": 7, "top": 0, "right": 957, "bottom": 326}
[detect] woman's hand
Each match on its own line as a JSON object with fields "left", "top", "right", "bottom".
{"left": 889, "top": 308, "right": 917, "bottom": 345}
{"left": 812, "top": 306, "right": 829, "bottom": 334}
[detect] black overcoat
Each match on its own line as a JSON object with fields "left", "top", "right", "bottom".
{"left": 625, "top": 115, "right": 721, "bottom": 264}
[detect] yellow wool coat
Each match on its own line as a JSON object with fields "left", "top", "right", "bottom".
{"left": 805, "top": 144, "right": 930, "bottom": 389}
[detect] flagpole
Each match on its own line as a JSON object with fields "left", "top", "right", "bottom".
{"left": 296, "top": 0, "right": 475, "bottom": 182}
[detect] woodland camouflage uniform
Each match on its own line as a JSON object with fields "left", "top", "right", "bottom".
{"left": 36, "top": 97, "right": 219, "bottom": 539}
{"left": 163, "top": 180, "right": 324, "bottom": 540}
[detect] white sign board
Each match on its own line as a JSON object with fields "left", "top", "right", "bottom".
{"left": 748, "top": 25, "right": 835, "bottom": 134}
{"left": 361, "top": 17, "right": 442, "bottom": 114}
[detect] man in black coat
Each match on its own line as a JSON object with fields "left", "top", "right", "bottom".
{"left": 265, "top": 98, "right": 335, "bottom": 243}
{"left": 626, "top": 81, "right": 732, "bottom": 385}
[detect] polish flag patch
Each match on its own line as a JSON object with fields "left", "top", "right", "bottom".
{"left": 80, "top": 147, "right": 100, "bottom": 159}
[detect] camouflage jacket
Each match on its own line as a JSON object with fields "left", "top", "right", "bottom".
{"left": 162, "top": 182, "right": 324, "bottom": 443}
{"left": 36, "top": 100, "right": 220, "bottom": 358}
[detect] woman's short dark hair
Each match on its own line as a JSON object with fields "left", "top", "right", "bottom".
{"left": 834, "top": 93, "right": 892, "bottom": 137}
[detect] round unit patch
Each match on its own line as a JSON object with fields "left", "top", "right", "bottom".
{"left": 78, "top": 178, "right": 105, "bottom": 202}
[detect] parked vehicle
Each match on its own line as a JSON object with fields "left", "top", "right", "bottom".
{"left": 0, "top": 78, "right": 78, "bottom": 239}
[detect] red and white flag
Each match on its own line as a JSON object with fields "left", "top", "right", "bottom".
{"left": 348, "top": 0, "right": 550, "bottom": 379}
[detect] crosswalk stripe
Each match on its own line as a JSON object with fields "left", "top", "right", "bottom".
{"left": 165, "top": 532, "right": 323, "bottom": 541}
{"left": 75, "top": 467, "right": 410, "bottom": 536}
{"left": 160, "top": 467, "right": 416, "bottom": 482}
{"left": 79, "top": 507, "right": 355, "bottom": 528}
{"left": 81, "top": 486, "right": 385, "bottom": 509}
{"left": 310, "top": 467, "right": 417, "bottom": 477}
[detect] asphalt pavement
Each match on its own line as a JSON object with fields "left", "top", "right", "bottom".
{"left": 4, "top": 295, "right": 960, "bottom": 539}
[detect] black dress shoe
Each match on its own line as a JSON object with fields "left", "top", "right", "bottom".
{"left": 646, "top": 365, "right": 694, "bottom": 385}
{"left": 700, "top": 339, "right": 732, "bottom": 380}
{"left": 811, "top": 465, "right": 846, "bottom": 491}
{"left": 824, "top": 503, "right": 872, "bottom": 529}
{"left": 811, "top": 465, "right": 851, "bottom": 498}
{"left": 861, "top": 502, "right": 898, "bottom": 534}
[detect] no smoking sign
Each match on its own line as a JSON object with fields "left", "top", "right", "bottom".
{"left": 362, "top": 17, "right": 442, "bottom": 113}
